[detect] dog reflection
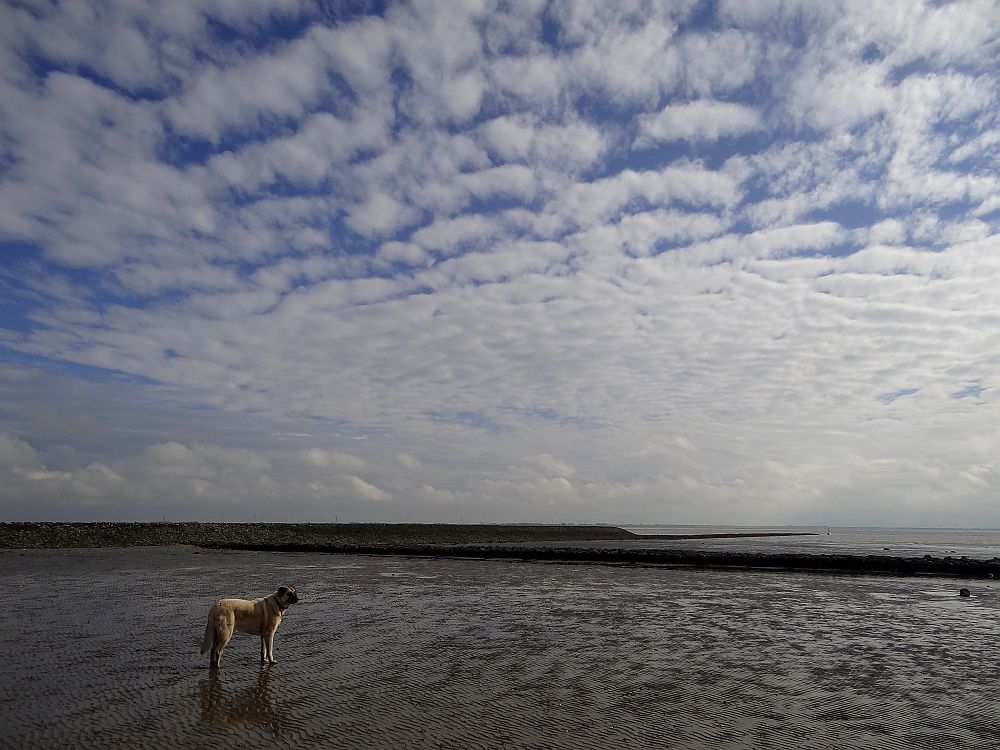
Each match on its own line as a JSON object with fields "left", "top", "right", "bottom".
{"left": 199, "top": 668, "right": 285, "bottom": 736}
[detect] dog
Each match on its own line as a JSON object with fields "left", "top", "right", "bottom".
{"left": 200, "top": 586, "right": 299, "bottom": 669}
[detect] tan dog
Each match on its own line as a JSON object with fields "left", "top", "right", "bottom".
{"left": 200, "top": 586, "right": 299, "bottom": 669}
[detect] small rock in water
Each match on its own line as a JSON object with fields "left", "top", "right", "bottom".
{"left": 959, "top": 588, "right": 972, "bottom": 598}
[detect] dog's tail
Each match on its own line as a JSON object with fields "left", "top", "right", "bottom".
{"left": 200, "top": 614, "right": 214, "bottom": 655}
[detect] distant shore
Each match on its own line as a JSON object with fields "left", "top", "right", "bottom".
{"left": 0, "top": 521, "right": 811, "bottom": 549}
{"left": 4, "top": 522, "right": 996, "bottom": 578}
{"left": 0, "top": 521, "right": 635, "bottom": 549}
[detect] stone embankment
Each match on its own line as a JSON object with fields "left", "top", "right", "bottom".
{"left": 0, "top": 521, "right": 635, "bottom": 549}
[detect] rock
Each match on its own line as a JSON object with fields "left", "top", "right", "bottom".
{"left": 959, "top": 588, "right": 972, "bottom": 597}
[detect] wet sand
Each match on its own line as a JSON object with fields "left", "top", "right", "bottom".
{"left": 3, "top": 547, "right": 1000, "bottom": 749}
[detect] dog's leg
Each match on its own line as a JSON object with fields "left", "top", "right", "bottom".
{"left": 265, "top": 628, "right": 277, "bottom": 664}
{"left": 260, "top": 635, "right": 266, "bottom": 665}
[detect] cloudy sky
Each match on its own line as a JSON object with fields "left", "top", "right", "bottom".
{"left": 1, "top": 0, "right": 999, "bottom": 525}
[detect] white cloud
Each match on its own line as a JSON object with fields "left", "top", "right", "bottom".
{"left": 680, "top": 29, "right": 762, "bottom": 96}
{"left": 635, "top": 100, "right": 762, "bottom": 145}
{"left": 3, "top": 1, "right": 1000, "bottom": 526}
{"left": 557, "top": 164, "right": 742, "bottom": 228}
{"left": 345, "top": 475, "right": 392, "bottom": 502}
{"left": 567, "top": 19, "right": 682, "bottom": 104}
{"left": 346, "top": 192, "right": 423, "bottom": 237}
{"left": 305, "top": 449, "right": 367, "bottom": 473}
{"left": 377, "top": 242, "right": 431, "bottom": 268}
{"left": 208, "top": 109, "right": 391, "bottom": 193}
{"left": 867, "top": 219, "right": 907, "bottom": 246}
{"left": 458, "top": 165, "right": 537, "bottom": 202}
{"left": 396, "top": 453, "right": 423, "bottom": 470}
{"left": 0, "top": 433, "right": 42, "bottom": 471}
{"left": 480, "top": 116, "right": 607, "bottom": 170}
{"left": 440, "top": 70, "right": 487, "bottom": 123}
{"left": 514, "top": 453, "right": 575, "bottom": 478}
{"left": 317, "top": 17, "right": 393, "bottom": 94}
{"left": 411, "top": 215, "right": 502, "bottom": 256}
{"left": 789, "top": 61, "right": 892, "bottom": 133}
{"left": 166, "top": 28, "right": 332, "bottom": 141}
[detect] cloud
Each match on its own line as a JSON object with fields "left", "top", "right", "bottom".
{"left": 166, "top": 28, "right": 332, "bottom": 141}
{"left": 789, "top": 61, "right": 892, "bottom": 133}
{"left": 208, "top": 109, "right": 392, "bottom": 193}
{"left": 2, "top": 1, "right": 1000, "bottom": 525}
{"left": 396, "top": 453, "right": 422, "bottom": 470}
{"left": 411, "top": 215, "right": 502, "bottom": 257}
{"left": 305, "top": 449, "right": 367, "bottom": 473}
{"left": 0, "top": 433, "right": 42, "bottom": 471}
{"left": 557, "top": 164, "right": 742, "bottom": 228}
{"left": 346, "top": 192, "right": 423, "bottom": 237}
{"left": 635, "top": 101, "right": 762, "bottom": 146}
{"left": 344, "top": 475, "right": 392, "bottom": 502}
{"left": 480, "top": 116, "right": 608, "bottom": 170}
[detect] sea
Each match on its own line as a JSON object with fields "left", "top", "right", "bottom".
{"left": 3, "top": 534, "right": 1000, "bottom": 749}
{"left": 622, "top": 525, "right": 1000, "bottom": 559}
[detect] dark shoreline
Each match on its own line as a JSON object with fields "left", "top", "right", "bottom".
{"left": 0, "top": 521, "right": 636, "bottom": 549}
{"left": 0, "top": 521, "right": 812, "bottom": 549}
{"left": 204, "top": 542, "right": 1000, "bottom": 579}
{"left": 4, "top": 522, "right": 997, "bottom": 578}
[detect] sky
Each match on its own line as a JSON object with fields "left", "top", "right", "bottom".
{"left": 1, "top": 0, "right": 999, "bottom": 525}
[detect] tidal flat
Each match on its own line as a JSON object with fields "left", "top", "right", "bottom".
{"left": 3, "top": 547, "right": 1000, "bottom": 749}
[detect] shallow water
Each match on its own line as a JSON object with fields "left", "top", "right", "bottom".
{"left": 623, "top": 526, "right": 1000, "bottom": 559}
{"left": 3, "top": 548, "right": 1000, "bottom": 749}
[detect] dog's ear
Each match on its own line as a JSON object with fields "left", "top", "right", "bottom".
{"left": 277, "top": 586, "right": 288, "bottom": 596}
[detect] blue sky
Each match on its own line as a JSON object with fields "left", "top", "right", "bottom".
{"left": 1, "top": 0, "right": 999, "bottom": 524}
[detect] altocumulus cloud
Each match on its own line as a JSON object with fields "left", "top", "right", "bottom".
{"left": 1, "top": 0, "right": 999, "bottom": 525}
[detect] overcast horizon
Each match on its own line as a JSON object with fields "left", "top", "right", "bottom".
{"left": 2, "top": 0, "right": 999, "bottom": 526}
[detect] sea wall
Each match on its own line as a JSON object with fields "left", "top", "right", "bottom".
{"left": 0, "top": 521, "right": 635, "bottom": 549}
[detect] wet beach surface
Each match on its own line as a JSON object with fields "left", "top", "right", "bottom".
{"left": 3, "top": 548, "right": 1000, "bottom": 749}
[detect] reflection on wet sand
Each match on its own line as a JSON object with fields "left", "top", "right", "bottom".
{"left": 4, "top": 547, "right": 1000, "bottom": 749}
{"left": 199, "top": 668, "right": 284, "bottom": 736}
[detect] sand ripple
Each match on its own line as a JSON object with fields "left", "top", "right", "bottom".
{"left": 3, "top": 548, "right": 999, "bottom": 749}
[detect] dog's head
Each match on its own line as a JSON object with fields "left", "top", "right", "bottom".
{"left": 276, "top": 585, "right": 299, "bottom": 608}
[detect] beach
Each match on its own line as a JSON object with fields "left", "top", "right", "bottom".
{"left": 4, "top": 545, "right": 1000, "bottom": 749}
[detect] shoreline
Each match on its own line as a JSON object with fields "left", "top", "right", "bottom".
{"left": 202, "top": 542, "right": 1000, "bottom": 579}
{"left": 0, "top": 521, "right": 635, "bottom": 549}
{"left": 2, "top": 522, "right": 997, "bottom": 578}
{"left": 0, "top": 521, "right": 812, "bottom": 549}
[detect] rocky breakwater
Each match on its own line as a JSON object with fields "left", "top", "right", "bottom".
{"left": 419, "top": 545, "right": 1000, "bottom": 579}
{"left": 0, "top": 522, "right": 637, "bottom": 550}
{"left": 214, "top": 541, "right": 1000, "bottom": 579}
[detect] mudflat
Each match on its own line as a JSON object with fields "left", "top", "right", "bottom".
{"left": 3, "top": 547, "right": 1000, "bottom": 749}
